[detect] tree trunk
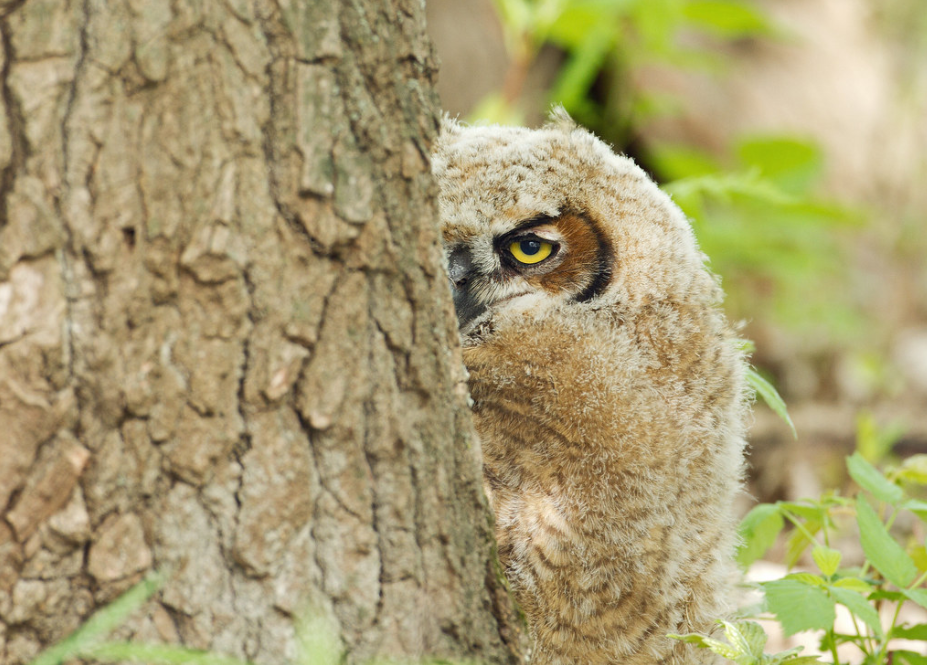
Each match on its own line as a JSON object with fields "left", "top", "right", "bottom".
{"left": 0, "top": 1, "right": 522, "bottom": 663}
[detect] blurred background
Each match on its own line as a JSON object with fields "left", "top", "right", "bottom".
{"left": 426, "top": 0, "right": 927, "bottom": 510}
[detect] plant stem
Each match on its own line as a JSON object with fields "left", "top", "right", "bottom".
{"left": 827, "top": 628, "right": 841, "bottom": 665}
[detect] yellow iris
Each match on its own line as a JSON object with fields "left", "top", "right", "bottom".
{"left": 509, "top": 238, "right": 554, "bottom": 265}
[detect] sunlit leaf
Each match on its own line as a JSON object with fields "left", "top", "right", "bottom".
{"left": 831, "top": 577, "right": 873, "bottom": 594}
{"left": 856, "top": 495, "right": 917, "bottom": 588}
{"left": 467, "top": 93, "right": 527, "bottom": 126}
{"left": 737, "top": 136, "right": 822, "bottom": 195}
{"left": 721, "top": 620, "right": 767, "bottom": 659}
{"left": 897, "top": 455, "right": 927, "bottom": 485}
{"left": 911, "top": 545, "right": 927, "bottom": 573}
{"left": 763, "top": 579, "right": 836, "bottom": 636}
{"left": 785, "top": 517, "right": 821, "bottom": 569}
{"left": 29, "top": 572, "right": 164, "bottom": 665}
{"left": 784, "top": 572, "right": 826, "bottom": 587}
{"left": 902, "top": 588, "right": 927, "bottom": 612}
{"left": 847, "top": 452, "right": 904, "bottom": 505}
{"left": 736, "top": 503, "right": 784, "bottom": 569}
{"left": 668, "top": 633, "right": 740, "bottom": 660}
{"left": 856, "top": 412, "right": 904, "bottom": 463}
{"left": 84, "top": 643, "right": 252, "bottom": 665}
{"left": 828, "top": 587, "right": 883, "bottom": 637}
{"left": 683, "top": 0, "right": 774, "bottom": 38}
{"left": 747, "top": 369, "right": 796, "bottom": 439}
{"left": 812, "top": 546, "right": 842, "bottom": 577}
{"left": 549, "top": 25, "right": 614, "bottom": 108}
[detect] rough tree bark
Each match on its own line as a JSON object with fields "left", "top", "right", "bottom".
{"left": 0, "top": 1, "right": 521, "bottom": 663}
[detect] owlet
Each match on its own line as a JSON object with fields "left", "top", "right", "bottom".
{"left": 433, "top": 111, "right": 749, "bottom": 665}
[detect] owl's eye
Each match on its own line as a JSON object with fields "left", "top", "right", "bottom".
{"left": 508, "top": 238, "right": 554, "bottom": 265}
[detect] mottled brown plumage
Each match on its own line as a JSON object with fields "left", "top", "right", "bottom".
{"left": 433, "top": 111, "right": 750, "bottom": 665}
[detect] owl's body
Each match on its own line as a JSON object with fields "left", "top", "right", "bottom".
{"left": 433, "top": 113, "right": 749, "bottom": 665}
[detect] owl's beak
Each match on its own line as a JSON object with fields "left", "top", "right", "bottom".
{"left": 447, "top": 246, "right": 487, "bottom": 331}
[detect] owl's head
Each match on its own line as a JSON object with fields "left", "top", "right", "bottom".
{"left": 432, "top": 110, "right": 719, "bottom": 337}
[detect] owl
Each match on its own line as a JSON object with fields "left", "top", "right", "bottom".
{"left": 432, "top": 111, "right": 749, "bottom": 665}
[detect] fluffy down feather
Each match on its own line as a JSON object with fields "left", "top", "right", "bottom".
{"left": 433, "top": 112, "right": 750, "bottom": 665}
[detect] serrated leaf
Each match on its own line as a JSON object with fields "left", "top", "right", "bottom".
{"left": 812, "top": 546, "right": 842, "bottom": 577}
{"left": 737, "top": 503, "right": 784, "bottom": 569}
{"left": 762, "top": 579, "right": 836, "bottom": 636}
{"left": 721, "top": 620, "right": 767, "bottom": 659}
{"left": 784, "top": 572, "right": 826, "bottom": 587}
{"left": 831, "top": 577, "right": 873, "bottom": 594}
{"left": 847, "top": 452, "right": 904, "bottom": 504}
{"left": 828, "top": 586, "right": 883, "bottom": 637}
{"left": 856, "top": 495, "right": 917, "bottom": 588}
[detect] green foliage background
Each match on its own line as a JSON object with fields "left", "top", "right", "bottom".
{"left": 470, "top": 0, "right": 865, "bottom": 349}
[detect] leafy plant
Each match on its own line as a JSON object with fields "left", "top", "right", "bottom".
{"left": 671, "top": 619, "right": 821, "bottom": 665}
{"left": 712, "top": 433, "right": 927, "bottom": 665}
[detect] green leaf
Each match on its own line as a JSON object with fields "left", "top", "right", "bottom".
{"left": 893, "top": 624, "right": 927, "bottom": 640}
{"left": 29, "top": 572, "right": 164, "bottom": 665}
{"left": 780, "top": 657, "right": 825, "bottom": 665}
{"left": 736, "top": 503, "right": 784, "bottom": 569}
{"left": 682, "top": 0, "right": 773, "bottom": 38}
{"left": 84, "top": 643, "right": 252, "bottom": 665}
{"left": 663, "top": 169, "right": 795, "bottom": 207}
{"left": 668, "top": 634, "right": 740, "bottom": 660}
{"left": 901, "top": 499, "right": 927, "bottom": 524}
{"left": 902, "top": 588, "right": 927, "bottom": 612}
{"left": 897, "top": 455, "right": 927, "bottom": 485}
{"left": 847, "top": 452, "right": 904, "bottom": 504}
{"left": 296, "top": 603, "right": 344, "bottom": 665}
{"left": 736, "top": 136, "right": 822, "bottom": 195}
{"left": 784, "top": 517, "right": 822, "bottom": 568}
{"left": 746, "top": 369, "right": 796, "bottom": 438}
{"left": 828, "top": 586, "right": 883, "bottom": 637}
{"left": 784, "top": 572, "right": 826, "bottom": 587}
{"left": 831, "top": 577, "right": 873, "bottom": 594}
{"left": 812, "top": 546, "right": 842, "bottom": 577}
{"left": 856, "top": 495, "right": 917, "bottom": 588}
{"left": 856, "top": 412, "right": 904, "bottom": 463}
{"left": 721, "top": 620, "right": 767, "bottom": 659}
{"left": 668, "top": 633, "right": 711, "bottom": 645}
{"left": 894, "top": 651, "right": 927, "bottom": 665}
{"left": 778, "top": 502, "right": 826, "bottom": 521}
{"left": 762, "top": 579, "right": 836, "bottom": 636}
{"left": 549, "top": 24, "right": 615, "bottom": 108}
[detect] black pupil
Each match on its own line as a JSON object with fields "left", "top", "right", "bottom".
{"left": 520, "top": 239, "right": 542, "bottom": 256}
